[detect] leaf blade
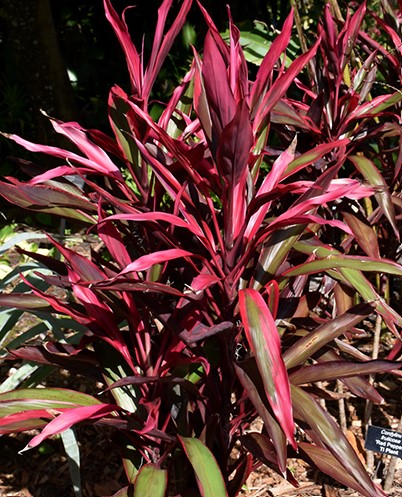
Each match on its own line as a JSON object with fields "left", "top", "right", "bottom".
{"left": 179, "top": 436, "right": 228, "bottom": 497}
{"left": 239, "top": 289, "right": 296, "bottom": 448}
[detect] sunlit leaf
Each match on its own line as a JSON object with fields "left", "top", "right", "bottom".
{"left": 179, "top": 437, "right": 228, "bottom": 497}
{"left": 239, "top": 289, "right": 296, "bottom": 448}
{"left": 133, "top": 464, "right": 167, "bottom": 497}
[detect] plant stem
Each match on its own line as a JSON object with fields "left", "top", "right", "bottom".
{"left": 337, "top": 380, "right": 347, "bottom": 433}
{"left": 364, "top": 314, "right": 382, "bottom": 474}
{"left": 384, "top": 414, "right": 402, "bottom": 492}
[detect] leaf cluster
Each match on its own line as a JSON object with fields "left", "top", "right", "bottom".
{"left": 0, "top": 1, "right": 402, "bottom": 496}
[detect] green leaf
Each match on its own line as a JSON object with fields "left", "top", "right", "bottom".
{"left": 0, "top": 388, "right": 102, "bottom": 407}
{"left": 179, "top": 437, "right": 228, "bottom": 497}
{"left": 61, "top": 428, "right": 82, "bottom": 497}
{"left": 95, "top": 342, "right": 145, "bottom": 415}
{"left": 0, "top": 362, "right": 40, "bottom": 393}
{"left": 133, "top": 464, "right": 167, "bottom": 497}
{"left": 284, "top": 255, "right": 402, "bottom": 277}
{"left": 349, "top": 154, "right": 399, "bottom": 238}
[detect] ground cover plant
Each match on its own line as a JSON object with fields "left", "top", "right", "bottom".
{"left": 0, "top": 0, "right": 402, "bottom": 496}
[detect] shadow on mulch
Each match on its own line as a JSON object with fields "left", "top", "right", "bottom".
{"left": 0, "top": 426, "right": 125, "bottom": 497}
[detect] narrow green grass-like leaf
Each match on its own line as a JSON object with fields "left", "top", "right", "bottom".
{"left": 179, "top": 437, "right": 228, "bottom": 497}
{"left": 133, "top": 464, "right": 167, "bottom": 497}
{"left": 95, "top": 342, "right": 144, "bottom": 415}
{"left": 0, "top": 363, "right": 40, "bottom": 393}
{"left": 61, "top": 428, "right": 82, "bottom": 497}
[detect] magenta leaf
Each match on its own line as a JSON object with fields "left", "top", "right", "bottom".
{"left": 216, "top": 99, "right": 252, "bottom": 186}
{"left": 202, "top": 30, "right": 236, "bottom": 149}
{"left": 23, "top": 403, "right": 119, "bottom": 452}
{"left": 143, "top": 0, "right": 192, "bottom": 101}
{"left": 103, "top": 0, "right": 142, "bottom": 96}
{"left": 118, "top": 248, "right": 193, "bottom": 276}
{"left": 49, "top": 117, "right": 122, "bottom": 179}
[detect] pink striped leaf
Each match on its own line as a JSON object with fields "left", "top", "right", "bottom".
{"left": 202, "top": 31, "right": 236, "bottom": 145}
{"left": 346, "top": 91, "right": 402, "bottom": 123}
{"left": 283, "top": 302, "right": 374, "bottom": 369}
{"left": 250, "top": 9, "right": 294, "bottom": 113}
{"left": 143, "top": 0, "right": 192, "bottom": 101}
{"left": 3, "top": 132, "right": 120, "bottom": 177}
{"left": 117, "top": 249, "right": 192, "bottom": 276}
{"left": 340, "top": 1, "right": 366, "bottom": 68}
{"left": 49, "top": 118, "right": 122, "bottom": 178}
{"left": 23, "top": 403, "right": 119, "bottom": 452}
{"left": 254, "top": 37, "right": 321, "bottom": 135}
{"left": 102, "top": 212, "right": 204, "bottom": 238}
{"left": 103, "top": 0, "right": 142, "bottom": 96}
{"left": 0, "top": 411, "right": 51, "bottom": 434}
{"left": 97, "top": 216, "right": 132, "bottom": 269}
{"left": 47, "top": 234, "right": 108, "bottom": 282}
{"left": 239, "top": 289, "right": 296, "bottom": 448}
{"left": 0, "top": 388, "right": 104, "bottom": 434}
{"left": 290, "top": 359, "right": 401, "bottom": 385}
{"left": 0, "top": 179, "right": 96, "bottom": 223}
{"left": 283, "top": 138, "right": 350, "bottom": 179}
{"left": 343, "top": 211, "right": 381, "bottom": 259}
{"left": 284, "top": 255, "right": 402, "bottom": 278}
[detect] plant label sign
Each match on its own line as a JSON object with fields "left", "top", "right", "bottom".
{"left": 365, "top": 425, "right": 402, "bottom": 458}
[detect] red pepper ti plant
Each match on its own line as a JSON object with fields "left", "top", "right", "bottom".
{"left": 0, "top": 1, "right": 402, "bottom": 496}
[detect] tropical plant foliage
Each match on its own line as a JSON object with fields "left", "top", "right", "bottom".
{"left": 0, "top": 1, "right": 401, "bottom": 496}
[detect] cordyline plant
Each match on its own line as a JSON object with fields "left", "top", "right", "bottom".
{"left": 0, "top": 1, "right": 402, "bottom": 496}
